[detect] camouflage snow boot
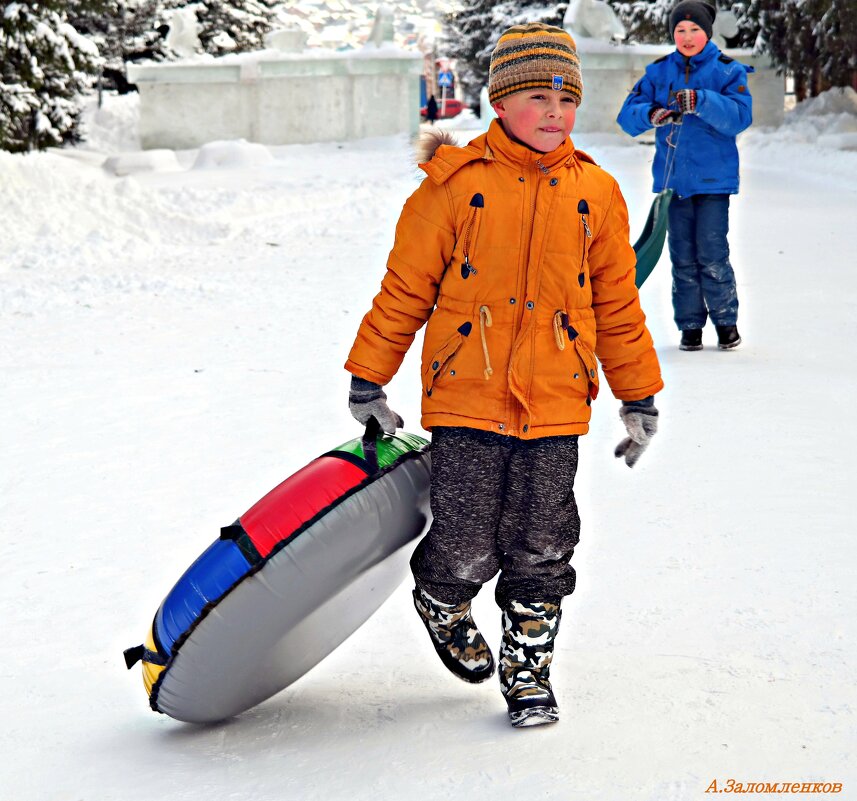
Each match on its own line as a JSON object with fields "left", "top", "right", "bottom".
{"left": 499, "top": 600, "right": 562, "bottom": 728}
{"left": 412, "top": 586, "right": 495, "bottom": 683}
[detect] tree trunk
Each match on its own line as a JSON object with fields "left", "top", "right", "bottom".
{"left": 810, "top": 64, "right": 823, "bottom": 97}
{"left": 795, "top": 72, "right": 808, "bottom": 102}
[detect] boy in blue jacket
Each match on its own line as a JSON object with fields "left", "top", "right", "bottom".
{"left": 617, "top": 0, "right": 752, "bottom": 350}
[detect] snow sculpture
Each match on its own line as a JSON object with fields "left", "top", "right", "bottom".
{"left": 124, "top": 425, "right": 431, "bottom": 723}
{"left": 563, "top": 0, "right": 626, "bottom": 42}
{"left": 163, "top": 5, "right": 202, "bottom": 59}
{"left": 711, "top": 9, "right": 739, "bottom": 50}
{"left": 264, "top": 25, "right": 308, "bottom": 53}
{"left": 367, "top": 4, "right": 395, "bottom": 47}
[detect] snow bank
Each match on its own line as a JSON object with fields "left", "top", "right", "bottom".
{"left": 781, "top": 87, "right": 857, "bottom": 151}
{"left": 741, "top": 87, "right": 857, "bottom": 183}
{"left": 788, "top": 86, "right": 857, "bottom": 119}
{"left": 777, "top": 87, "right": 857, "bottom": 149}
{"left": 192, "top": 139, "right": 275, "bottom": 170}
{"left": 104, "top": 149, "right": 183, "bottom": 176}
{"left": 78, "top": 92, "right": 141, "bottom": 153}
{"left": 0, "top": 149, "right": 232, "bottom": 287}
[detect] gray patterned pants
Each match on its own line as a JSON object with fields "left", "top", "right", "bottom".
{"left": 410, "top": 427, "right": 581, "bottom": 608}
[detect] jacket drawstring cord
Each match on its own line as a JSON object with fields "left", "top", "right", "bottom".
{"left": 553, "top": 311, "right": 566, "bottom": 351}
{"left": 479, "top": 305, "right": 494, "bottom": 379}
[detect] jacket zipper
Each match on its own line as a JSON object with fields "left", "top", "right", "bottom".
{"left": 508, "top": 160, "right": 539, "bottom": 433}
{"left": 577, "top": 199, "right": 592, "bottom": 287}
{"left": 462, "top": 192, "right": 484, "bottom": 277}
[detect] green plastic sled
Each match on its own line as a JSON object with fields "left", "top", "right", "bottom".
{"left": 633, "top": 189, "right": 674, "bottom": 288}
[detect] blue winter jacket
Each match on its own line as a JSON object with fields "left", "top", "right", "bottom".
{"left": 616, "top": 41, "right": 753, "bottom": 198}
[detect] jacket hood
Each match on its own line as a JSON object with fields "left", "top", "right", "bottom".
{"left": 414, "top": 127, "right": 460, "bottom": 165}
{"left": 418, "top": 120, "right": 595, "bottom": 185}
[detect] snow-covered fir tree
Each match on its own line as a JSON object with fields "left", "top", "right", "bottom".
{"left": 758, "top": 0, "right": 823, "bottom": 99}
{"left": 814, "top": 0, "right": 857, "bottom": 92}
{"left": 190, "top": 0, "right": 280, "bottom": 56}
{"left": 69, "top": 0, "right": 280, "bottom": 72}
{"left": 606, "top": 0, "right": 671, "bottom": 43}
{"left": 67, "top": 0, "right": 169, "bottom": 79}
{"left": 728, "top": 0, "right": 762, "bottom": 49}
{"left": 442, "top": 1, "right": 568, "bottom": 109}
{"left": 1, "top": 1, "right": 101, "bottom": 152}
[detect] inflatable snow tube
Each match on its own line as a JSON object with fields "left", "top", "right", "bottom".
{"left": 124, "top": 423, "right": 431, "bottom": 723}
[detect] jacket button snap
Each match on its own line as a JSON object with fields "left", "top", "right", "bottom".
{"left": 450, "top": 370, "right": 456, "bottom": 376}
{"left": 509, "top": 298, "right": 516, "bottom": 304}
{"left": 518, "top": 177, "right": 525, "bottom": 183}
{"left": 573, "top": 373, "right": 579, "bottom": 379}
{"left": 590, "top": 368, "right": 595, "bottom": 378}
{"left": 498, "top": 423, "right": 505, "bottom": 430}
{"left": 526, "top": 300, "right": 534, "bottom": 310}
{"left": 432, "top": 361, "right": 439, "bottom": 370}
{"left": 523, "top": 424, "right": 529, "bottom": 433}
{"left": 550, "top": 178, "right": 558, "bottom": 186}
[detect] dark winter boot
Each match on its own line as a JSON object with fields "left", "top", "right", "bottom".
{"left": 679, "top": 328, "right": 703, "bottom": 351}
{"left": 412, "top": 586, "right": 495, "bottom": 683}
{"left": 499, "top": 600, "right": 561, "bottom": 728}
{"left": 715, "top": 324, "right": 741, "bottom": 350}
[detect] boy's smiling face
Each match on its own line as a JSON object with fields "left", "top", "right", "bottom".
{"left": 492, "top": 89, "right": 578, "bottom": 153}
{"left": 674, "top": 20, "right": 708, "bottom": 57}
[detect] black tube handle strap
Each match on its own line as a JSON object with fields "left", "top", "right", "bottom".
{"left": 362, "top": 417, "right": 381, "bottom": 474}
{"left": 123, "top": 644, "right": 168, "bottom": 670}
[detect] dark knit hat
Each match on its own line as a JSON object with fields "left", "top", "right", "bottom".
{"left": 669, "top": 1, "right": 716, "bottom": 39}
{"left": 488, "top": 23, "right": 583, "bottom": 106}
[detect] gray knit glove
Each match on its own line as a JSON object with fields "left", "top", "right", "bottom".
{"left": 615, "top": 397, "right": 659, "bottom": 468}
{"left": 349, "top": 376, "right": 404, "bottom": 434}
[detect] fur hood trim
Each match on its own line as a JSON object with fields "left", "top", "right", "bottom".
{"left": 415, "top": 128, "right": 460, "bottom": 165}
{"left": 416, "top": 122, "right": 599, "bottom": 186}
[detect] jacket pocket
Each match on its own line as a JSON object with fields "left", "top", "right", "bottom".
{"left": 423, "top": 321, "right": 473, "bottom": 396}
{"left": 553, "top": 312, "right": 599, "bottom": 401}
{"left": 573, "top": 334, "right": 600, "bottom": 400}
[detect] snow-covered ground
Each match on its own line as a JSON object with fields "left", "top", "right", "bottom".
{"left": 2, "top": 89, "right": 856, "bottom": 801}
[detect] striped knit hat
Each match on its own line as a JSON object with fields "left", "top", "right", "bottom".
{"left": 488, "top": 23, "right": 583, "bottom": 106}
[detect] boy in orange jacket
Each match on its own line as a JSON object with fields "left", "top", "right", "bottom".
{"left": 345, "top": 22, "right": 663, "bottom": 727}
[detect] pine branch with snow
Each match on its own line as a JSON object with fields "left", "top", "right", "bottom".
{"left": 606, "top": 0, "right": 671, "bottom": 44}
{"left": 67, "top": 0, "right": 171, "bottom": 72}
{"left": 190, "top": 0, "right": 280, "bottom": 56}
{"left": 813, "top": 0, "right": 857, "bottom": 93}
{"left": 1, "top": 1, "right": 101, "bottom": 152}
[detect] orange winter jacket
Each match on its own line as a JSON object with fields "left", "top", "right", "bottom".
{"left": 345, "top": 120, "right": 663, "bottom": 439}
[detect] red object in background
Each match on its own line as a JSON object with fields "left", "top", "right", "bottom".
{"left": 420, "top": 98, "right": 464, "bottom": 119}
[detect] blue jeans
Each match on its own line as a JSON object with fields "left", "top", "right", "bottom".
{"left": 667, "top": 194, "right": 739, "bottom": 330}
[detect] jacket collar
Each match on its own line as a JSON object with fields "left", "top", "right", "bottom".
{"left": 420, "top": 119, "right": 579, "bottom": 185}
{"left": 484, "top": 119, "right": 577, "bottom": 172}
{"left": 669, "top": 39, "right": 721, "bottom": 70}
